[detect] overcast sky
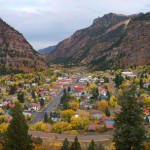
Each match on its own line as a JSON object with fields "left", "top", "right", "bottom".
{"left": 0, "top": 0, "right": 149, "bottom": 50}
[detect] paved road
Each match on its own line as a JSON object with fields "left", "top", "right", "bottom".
{"left": 30, "top": 92, "right": 64, "bottom": 124}
{"left": 106, "top": 73, "right": 117, "bottom": 97}
{"left": 30, "top": 75, "right": 84, "bottom": 124}
{"left": 29, "top": 131, "right": 113, "bottom": 142}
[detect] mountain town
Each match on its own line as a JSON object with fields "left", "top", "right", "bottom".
{"left": 0, "top": 0, "right": 150, "bottom": 150}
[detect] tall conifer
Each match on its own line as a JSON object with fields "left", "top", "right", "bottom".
{"left": 4, "top": 102, "right": 32, "bottom": 150}
{"left": 113, "top": 87, "right": 146, "bottom": 150}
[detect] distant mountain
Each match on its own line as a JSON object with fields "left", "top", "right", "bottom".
{"left": 0, "top": 18, "right": 47, "bottom": 74}
{"left": 38, "top": 45, "right": 56, "bottom": 54}
{"left": 47, "top": 12, "right": 150, "bottom": 70}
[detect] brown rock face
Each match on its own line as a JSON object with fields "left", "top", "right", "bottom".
{"left": 47, "top": 12, "right": 150, "bottom": 70}
{"left": 0, "top": 18, "right": 47, "bottom": 74}
{"left": 110, "top": 13, "right": 150, "bottom": 69}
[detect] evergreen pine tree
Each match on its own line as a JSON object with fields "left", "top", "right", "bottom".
{"left": 44, "top": 112, "right": 48, "bottom": 123}
{"left": 9, "top": 85, "right": 17, "bottom": 95}
{"left": 97, "top": 143, "right": 105, "bottom": 150}
{"left": 4, "top": 102, "right": 32, "bottom": 150}
{"left": 61, "top": 138, "right": 69, "bottom": 150}
{"left": 39, "top": 98, "right": 44, "bottom": 107}
{"left": 139, "top": 79, "right": 144, "bottom": 88}
{"left": 115, "top": 74, "right": 123, "bottom": 88}
{"left": 88, "top": 140, "right": 97, "bottom": 150}
{"left": 31, "top": 90, "right": 36, "bottom": 99}
{"left": 70, "top": 136, "right": 81, "bottom": 150}
{"left": 113, "top": 87, "right": 146, "bottom": 150}
{"left": 106, "top": 91, "right": 110, "bottom": 100}
{"left": 67, "top": 87, "right": 71, "bottom": 93}
{"left": 105, "top": 107, "right": 110, "bottom": 117}
{"left": 17, "top": 91, "right": 25, "bottom": 103}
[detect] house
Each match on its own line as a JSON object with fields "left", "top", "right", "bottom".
{"left": 0, "top": 86, "right": 8, "bottom": 91}
{"left": 88, "top": 124, "right": 100, "bottom": 132}
{"left": 51, "top": 117, "right": 61, "bottom": 122}
{"left": 79, "top": 78, "right": 89, "bottom": 83}
{"left": 29, "top": 103, "right": 41, "bottom": 111}
{"left": 83, "top": 104, "right": 93, "bottom": 110}
{"left": 104, "top": 120, "right": 114, "bottom": 130}
{"left": 121, "top": 71, "right": 133, "bottom": 76}
{"left": 144, "top": 108, "right": 150, "bottom": 115}
{"left": 98, "top": 87, "right": 107, "bottom": 96}
{"left": 100, "top": 78, "right": 104, "bottom": 83}
{"left": 3, "top": 101, "right": 13, "bottom": 108}
{"left": 92, "top": 113, "right": 103, "bottom": 120}
{"left": 73, "top": 85, "right": 85, "bottom": 92}
{"left": 23, "top": 112, "right": 31, "bottom": 117}
{"left": 143, "top": 83, "right": 150, "bottom": 89}
{"left": 23, "top": 83, "right": 30, "bottom": 88}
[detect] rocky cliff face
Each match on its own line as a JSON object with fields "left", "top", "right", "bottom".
{"left": 108, "top": 13, "right": 150, "bottom": 69}
{"left": 0, "top": 18, "right": 47, "bottom": 74}
{"left": 47, "top": 12, "right": 150, "bottom": 70}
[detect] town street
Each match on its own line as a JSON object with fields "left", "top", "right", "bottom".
{"left": 30, "top": 92, "right": 64, "bottom": 124}
{"left": 29, "top": 131, "right": 113, "bottom": 142}
{"left": 30, "top": 75, "right": 84, "bottom": 124}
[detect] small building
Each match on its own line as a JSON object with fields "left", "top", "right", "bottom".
{"left": 98, "top": 87, "right": 107, "bottom": 96}
{"left": 73, "top": 85, "right": 85, "bottom": 92}
{"left": 121, "top": 72, "right": 133, "bottom": 76}
{"left": 88, "top": 124, "right": 100, "bottom": 132}
{"left": 30, "top": 103, "right": 41, "bottom": 111}
{"left": 104, "top": 120, "right": 114, "bottom": 130}
{"left": 144, "top": 108, "right": 150, "bottom": 115}
{"left": 92, "top": 113, "right": 103, "bottom": 120}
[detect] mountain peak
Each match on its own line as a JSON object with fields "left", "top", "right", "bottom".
{"left": 47, "top": 12, "right": 150, "bottom": 70}
{"left": 93, "top": 13, "right": 129, "bottom": 25}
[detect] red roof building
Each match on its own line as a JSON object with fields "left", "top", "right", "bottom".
{"left": 144, "top": 108, "right": 150, "bottom": 115}
{"left": 98, "top": 87, "right": 107, "bottom": 96}
{"left": 73, "top": 85, "right": 85, "bottom": 92}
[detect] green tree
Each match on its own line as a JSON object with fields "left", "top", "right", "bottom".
{"left": 31, "top": 90, "right": 36, "bottom": 99}
{"left": 113, "top": 87, "right": 146, "bottom": 150}
{"left": 105, "top": 107, "right": 110, "bottom": 117}
{"left": 67, "top": 87, "right": 71, "bottom": 93}
{"left": 97, "top": 143, "right": 105, "bottom": 150}
{"left": 9, "top": 85, "right": 17, "bottom": 95}
{"left": 70, "top": 137, "right": 81, "bottom": 150}
{"left": 92, "top": 88, "right": 99, "bottom": 99}
{"left": 115, "top": 74, "right": 123, "bottom": 88}
{"left": 106, "top": 90, "right": 110, "bottom": 100}
{"left": 44, "top": 113, "right": 48, "bottom": 123}
{"left": 139, "top": 79, "right": 144, "bottom": 89}
{"left": 17, "top": 91, "right": 25, "bottom": 103}
{"left": 39, "top": 98, "right": 44, "bottom": 107}
{"left": 88, "top": 140, "right": 97, "bottom": 150}
{"left": 61, "top": 138, "right": 69, "bottom": 150}
{"left": 4, "top": 102, "right": 32, "bottom": 150}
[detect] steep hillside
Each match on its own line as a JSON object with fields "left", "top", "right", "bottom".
{"left": 102, "top": 12, "right": 150, "bottom": 69}
{"left": 38, "top": 45, "right": 56, "bottom": 54}
{"left": 47, "top": 12, "right": 150, "bottom": 70}
{"left": 0, "top": 18, "right": 47, "bottom": 74}
{"left": 47, "top": 13, "right": 130, "bottom": 66}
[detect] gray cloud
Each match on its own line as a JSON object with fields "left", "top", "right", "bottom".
{"left": 0, "top": 0, "right": 149, "bottom": 50}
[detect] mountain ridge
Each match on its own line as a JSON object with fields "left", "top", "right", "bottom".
{"left": 0, "top": 18, "right": 48, "bottom": 74}
{"left": 47, "top": 12, "right": 150, "bottom": 70}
